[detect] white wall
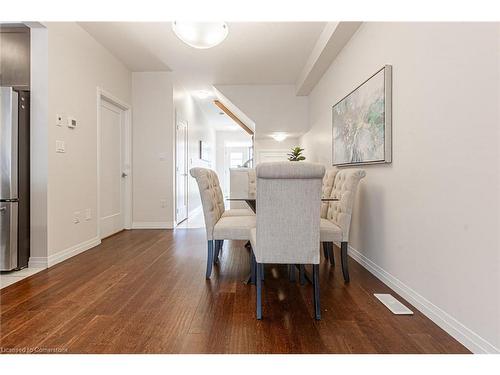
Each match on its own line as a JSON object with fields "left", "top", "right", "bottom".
{"left": 215, "top": 84, "right": 308, "bottom": 138}
{"left": 46, "top": 23, "right": 131, "bottom": 264}
{"left": 300, "top": 22, "right": 500, "bottom": 353}
{"left": 29, "top": 26, "right": 49, "bottom": 265}
{"left": 132, "top": 72, "right": 174, "bottom": 228}
{"left": 174, "top": 85, "right": 216, "bottom": 216}
{"left": 214, "top": 84, "right": 308, "bottom": 164}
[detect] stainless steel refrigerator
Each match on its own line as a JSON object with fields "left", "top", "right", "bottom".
{"left": 1, "top": 87, "right": 30, "bottom": 271}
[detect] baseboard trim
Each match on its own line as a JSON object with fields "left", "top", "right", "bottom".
{"left": 131, "top": 221, "right": 174, "bottom": 229}
{"left": 28, "top": 236, "right": 101, "bottom": 269}
{"left": 28, "top": 257, "right": 48, "bottom": 269}
{"left": 48, "top": 237, "right": 101, "bottom": 268}
{"left": 347, "top": 244, "right": 499, "bottom": 354}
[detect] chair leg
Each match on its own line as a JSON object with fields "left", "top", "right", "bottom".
{"left": 256, "top": 262, "right": 263, "bottom": 320}
{"left": 250, "top": 251, "right": 256, "bottom": 285}
{"left": 323, "top": 243, "right": 329, "bottom": 260}
{"left": 206, "top": 240, "right": 214, "bottom": 279}
{"left": 325, "top": 242, "right": 335, "bottom": 266}
{"left": 214, "top": 240, "right": 222, "bottom": 264}
{"left": 289, "top": 264, "right": 296, "bottom": 282}
{"left": 313, "top": 264, "right": 321, "bottom": 320}
{"left": 341, "top": 241, "right": 350, "bottom": 283}
{"left": 299, "top": 264, "right": 306, "bottom": 285}
{"left": 260, "top": 264, "right": 265, "bottom": 281}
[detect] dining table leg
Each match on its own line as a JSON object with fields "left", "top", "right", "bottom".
{"left": 288, "top": 264, "right": 296, "bottom": 282}
{"left": 295, "top": 264, "right": 313, "bottom": 285}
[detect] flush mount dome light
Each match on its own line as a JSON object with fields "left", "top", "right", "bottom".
{"left": 271, "top": 133, "right": 288, "bottom": 142}
{"left": 172, "top": 22, "right": 229, "bottom": 49}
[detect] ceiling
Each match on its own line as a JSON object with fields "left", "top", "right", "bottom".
{"left": 79, "top": 22, "right": 325, "bottom": 132}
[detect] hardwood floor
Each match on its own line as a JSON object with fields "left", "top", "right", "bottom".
{"left": 0, "top": 229, "right": 469, "bottom": 354}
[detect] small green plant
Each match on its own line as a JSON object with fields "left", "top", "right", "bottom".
{"left": 288, "top": 146, "right": 306, "bottom": 161}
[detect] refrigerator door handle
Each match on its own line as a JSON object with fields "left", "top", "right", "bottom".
{"left": 0, "top": 87, "right": 19, "bottom": 200}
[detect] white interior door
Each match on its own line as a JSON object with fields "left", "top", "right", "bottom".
{"left": 176, "top": 120, "right": 188, "bottom": 224}
{"left": 100, "top": 100, "right": 126, "bottom": 238}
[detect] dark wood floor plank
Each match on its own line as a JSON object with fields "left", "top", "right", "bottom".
{"left": 0, "top": 229, "right": 470, "bottom": 354}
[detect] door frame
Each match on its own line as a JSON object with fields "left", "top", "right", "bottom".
{"left": 96, "top": 87, "right": 132, "bottom": 239}
{"left": 174, "top": 110, "right": 189, "bottom": 225}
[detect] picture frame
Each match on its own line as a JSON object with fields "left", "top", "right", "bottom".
{"left": 199, "top": 140, "right": 211, "bottom": 162}
{"left": 332, "top": 65, "right": 392, "bottom": 166}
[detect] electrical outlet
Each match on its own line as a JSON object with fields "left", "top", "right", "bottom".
{"left": 84, "top": 208, "right": 91, "bottom": 221}
{"left": 73, "top": 211, "right": 81, "bottom": 224}
{"left": 67, "top": 116, "right": 77, "bottom": 129}
{"left": 160, "top": 199, "right": 167, "bottom": 208}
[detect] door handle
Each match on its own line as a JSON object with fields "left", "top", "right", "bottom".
{"left": 122, "top": 172, "right": 128, "bottom": 178}
{"left": 0, "top": 207, "right": 6, "bottom": 213}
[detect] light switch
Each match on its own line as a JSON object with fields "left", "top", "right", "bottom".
{"left": 73, "top": 211, "right": 81, "bottom": 224}
{"left": 56, "top": 140, "right": 65, "bottom": 153}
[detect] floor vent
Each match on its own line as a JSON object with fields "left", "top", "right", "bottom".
{"left": 374, "top": 293, "right": 414, "bottom": 315}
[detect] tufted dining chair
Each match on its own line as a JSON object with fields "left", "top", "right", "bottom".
{"left": 320, "top": 169, "right": 366, "bottom": 282}
{"left": 250, "top": 162, "right": 325, "bottom": 320}
{"left": 320, "top": 167, "right": 339, "bottom": 262}
{"left": 190, "top": 168, "right": 256, "bottom": 279}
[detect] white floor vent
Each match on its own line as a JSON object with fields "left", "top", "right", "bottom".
{"left": 374, "top": 293, "right": 414, "bottom": 315}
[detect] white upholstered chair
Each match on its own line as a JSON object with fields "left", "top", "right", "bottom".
{"left": 190, "top": 167, "right": 256, "bottom": 279}
{"left": 320, "top": 167, "right": 339, "bottom": 261}
{"left": 320, "top": 169, "right": 366, "bottom": 282}
{"left": 250, "top": 162, "right": 325, "bottom": 320}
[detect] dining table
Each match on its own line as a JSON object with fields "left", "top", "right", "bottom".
{"left": 226, "top": 195, "right": 340, "bottom": 285}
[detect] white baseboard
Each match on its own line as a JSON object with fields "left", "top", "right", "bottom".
{"left": 28, "top": 257, "right": 48, "bottom": 269}
{"left": 347, "top": 244, "right": 500, "bottom": 354}
{"left": 131, "top": 221, "right": 174, "bottom": 229}
{"left": 28, "top": 236, "right": 101, "bottom": 269}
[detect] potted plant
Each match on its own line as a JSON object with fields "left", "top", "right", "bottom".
{"left": 288, "top": 147, "right": 306, "bottom": 161}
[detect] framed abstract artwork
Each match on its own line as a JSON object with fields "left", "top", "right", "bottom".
{"left": 332, "top": 65, "right": 392, "bottom": 166}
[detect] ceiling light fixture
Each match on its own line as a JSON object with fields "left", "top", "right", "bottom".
{"left": 271, "top": 133, "right": 288, "bottom": 142}
{"left": 172, "top": 22, "right": 229, "bottom": 49}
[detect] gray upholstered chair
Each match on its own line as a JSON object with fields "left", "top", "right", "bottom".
{"left": 320, "top": 169, "right": 366, "bottom": 282}
{"left": 249, "top": 162, "right": 325, "bottom": 320}
{"left": 320, "top": 167, "right": 339, "bottom": 261}
{"left": 190, "top": 167, "right": 256, "bottom": 279}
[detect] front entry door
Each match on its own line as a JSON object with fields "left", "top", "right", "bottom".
{"left": 100, "top": 100, "right": 126, "bottom": 238}
{"left": 176, "top": 120, "right": 188, "bottom": 224}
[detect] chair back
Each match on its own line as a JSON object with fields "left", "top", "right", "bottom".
{"left": 321, "top": 167, "right": 339, "bottom": 218}
{"left": 327, "top": 169, "right": 366, "bottom": 241}
{"left": 248, "top": 168, "right": 256, "bottom": 197}
{"left": 189, "top": 168, "right": 225, "bottom": 240}
{"left": 255, "top": 162, "right": 325, "bottom": 265}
